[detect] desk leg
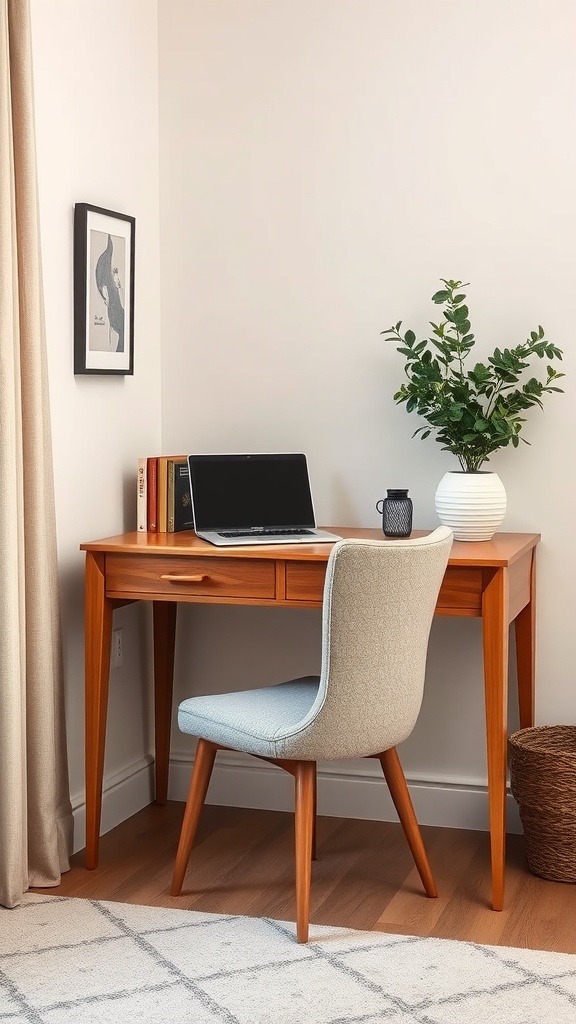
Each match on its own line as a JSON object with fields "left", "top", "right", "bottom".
{"left": 153, "top": 601, "right": 177, "bottom": 805}
{"left": 482, "top": 566, "right": 509, "bottom": 912}
{"left": 514, "top": 549, "right": 536, "bottom": 729}
{"left": 85, "top": 552, "right": 113, "bottom": 870}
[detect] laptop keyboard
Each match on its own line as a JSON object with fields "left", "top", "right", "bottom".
{"left": 218, "top": 528, "right": 315, "bottom": 538}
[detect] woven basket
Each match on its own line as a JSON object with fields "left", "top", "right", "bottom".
{"left": 509, "top": 726, "right": 576, "bottom": 884}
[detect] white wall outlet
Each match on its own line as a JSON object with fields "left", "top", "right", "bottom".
{"left": 112, "top": 628, "right": 124, "bottom": 669}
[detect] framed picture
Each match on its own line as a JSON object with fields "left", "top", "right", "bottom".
{"left": 73, "top": 203, "right": 135, "bottom": 374}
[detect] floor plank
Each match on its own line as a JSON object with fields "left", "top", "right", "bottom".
{"left": 31, "top": 802, "right": 576, "bottom": 954}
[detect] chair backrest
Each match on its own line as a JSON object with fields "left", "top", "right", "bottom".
{"left": 292, "top": 527, "right": 453, "bottom": 761}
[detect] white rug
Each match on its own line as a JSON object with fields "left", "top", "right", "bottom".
{"left": 1, "top": 896, "right": 575, "bottom": 1023}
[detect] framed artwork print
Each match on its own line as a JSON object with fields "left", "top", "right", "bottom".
{"left": 74, "top": 203, "right": 135, "bottom": 374}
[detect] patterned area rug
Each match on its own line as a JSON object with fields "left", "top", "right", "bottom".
{"left": 1, "top": 896, "right": 575, "bottom": 1023}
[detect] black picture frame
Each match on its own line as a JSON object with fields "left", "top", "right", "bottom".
{"left": 73, "top": 203, "right": 135, "bottom": 375}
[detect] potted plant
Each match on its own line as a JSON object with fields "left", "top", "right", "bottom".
{"left": 382, "top": 279, "right": 564, "bottom": 540}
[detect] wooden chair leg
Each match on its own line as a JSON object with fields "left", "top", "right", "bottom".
{"left": 376, "top": 747, "right": 438, "bottom": 898}
{"left": 294, "top": 761, "right": 316, "bottom": 942}
{"left": 312, "top": 767, "right": 317, "bottom": 861}
{"left": 171, "top": 739, "right": 217, "bottom": 896}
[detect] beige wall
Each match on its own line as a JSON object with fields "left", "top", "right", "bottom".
{"left": 158, "top": 0, "right": 576, "bottom": 820}
{"left": 31, "top": 0, "right": 162, "bottom": 847}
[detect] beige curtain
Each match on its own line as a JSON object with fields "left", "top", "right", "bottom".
{"left": 0, "top": 0, "right": 73, "bottom": 908}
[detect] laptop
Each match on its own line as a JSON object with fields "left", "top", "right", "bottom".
{"left": 188, "top": 453, "right": 341, "bottom": 547}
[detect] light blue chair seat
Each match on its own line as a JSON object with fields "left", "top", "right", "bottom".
{"left": 178, "top": 677, "right": 320, "bottom": 759}
{"left": 171, "top": 527, "right": 453, "bottom": 942}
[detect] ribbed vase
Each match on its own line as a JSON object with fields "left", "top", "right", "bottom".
{"left": 434, "top": 471, "right": 507, "bottom": 541}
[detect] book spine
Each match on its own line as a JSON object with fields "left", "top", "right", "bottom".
{"left": 167, "top": 457, "right": 189, "bottom": 532}
{"left": 147, "top": 457, "right": 158, "bottom": 532}
{"left": 137, "top": 458, "right": 147, "bottom": 532}
{"left": 173, "top": 460, "right": 194, "bottom": 532}
{"left": 157, "top": 456, "right": 169, "bottom": 533}
{"left": 167, "top": 460, "right": 176, "bottom": 532}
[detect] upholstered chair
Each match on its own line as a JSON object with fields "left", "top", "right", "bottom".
{"left": 171, "top": 527, "right": 453, "bottom": 942}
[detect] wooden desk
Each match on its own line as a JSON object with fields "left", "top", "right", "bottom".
{"left": 80, "top": 528, "right": 539, "bottom": 910}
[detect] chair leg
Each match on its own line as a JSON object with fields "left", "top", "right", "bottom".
{"left": 376, "top": 747, "right": 438, "bottom": 898}
{"left": 312, "top": 769, "right": 317, "bottom": 861}
{"left": 170, "top": 739, "right": 217, "bottom": 896}
{"left": 294, "top": 761, "right": 316, "bottom": 943}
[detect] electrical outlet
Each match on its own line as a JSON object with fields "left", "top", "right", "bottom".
{"left": 112, "top": 628, "right": 123, "bottom": 669}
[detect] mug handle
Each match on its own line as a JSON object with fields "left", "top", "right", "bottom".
{"left": 376, "top": 499, "right": 384, "bottom": 514}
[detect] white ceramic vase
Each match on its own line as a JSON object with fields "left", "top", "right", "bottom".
{"left": 434, "top": 471, "right": 507, "bottom": 541}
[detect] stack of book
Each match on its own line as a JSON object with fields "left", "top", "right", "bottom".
{"left": 137, "top": 456, "right": 194, "bottom": 533}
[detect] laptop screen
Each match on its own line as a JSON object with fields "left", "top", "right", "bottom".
{"left": 188, "top": 453, "right": 316, "bottom": 532}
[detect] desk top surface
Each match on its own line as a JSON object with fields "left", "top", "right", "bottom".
{"left": 81, "top": 529, "right": 540, "bottom": 568}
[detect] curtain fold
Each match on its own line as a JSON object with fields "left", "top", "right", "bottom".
{"left": 0, "top": 0, "right": 73, "bottom": 908}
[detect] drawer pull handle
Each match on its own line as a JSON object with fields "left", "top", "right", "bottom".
{"left": 160, "top": 573, "right": 208, "bottom": 583}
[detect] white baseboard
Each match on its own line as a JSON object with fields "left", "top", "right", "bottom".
{"left": 71, "top": 749, "right": 521, "bottom": 854}
{"left": 168, "top": 749, "right": 522, "bottom": 834}
{"left": 71, "top": 755, "right": 155, "bottom": 855}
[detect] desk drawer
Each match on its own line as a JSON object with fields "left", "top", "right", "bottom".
{"left": 285, "top": 562, "right": 327, "bottom": 602}
{"left": 106, "top": 554, "right": 276, "bottom": 600}
{"left": 284, "top": 563, "right": 483, "bottom": 612}
{"left": 436, "top": 567, "right": 483, "bottom": 613}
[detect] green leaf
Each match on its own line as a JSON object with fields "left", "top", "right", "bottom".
{"left": 404, "top": 329, "right": 416, "bottom": 346}
{"left": 453, "top": 305, "right": 469, "bottom": 323}
{"left": 431, "top": 290, "right": 451, "bottom": 303}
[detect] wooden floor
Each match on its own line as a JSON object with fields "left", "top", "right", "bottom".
{"left": 33, "top": 802, "right": 576, "bottom": 954}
